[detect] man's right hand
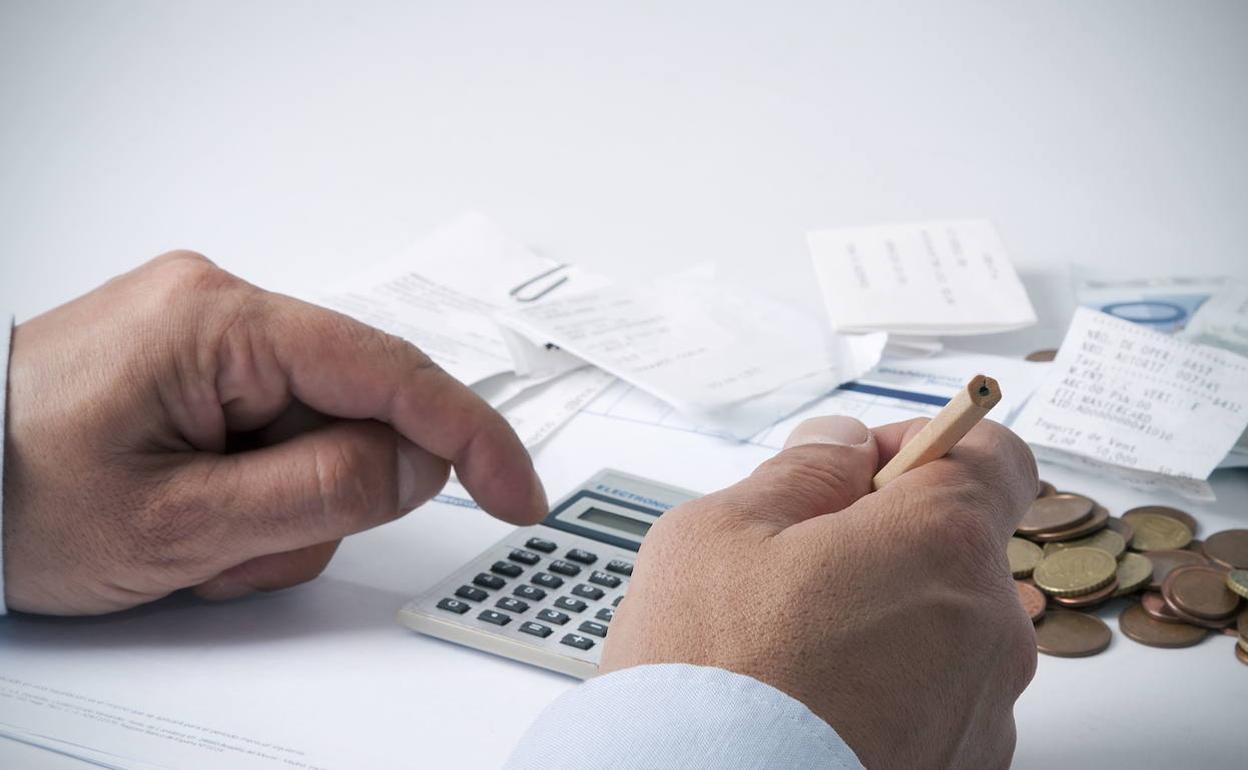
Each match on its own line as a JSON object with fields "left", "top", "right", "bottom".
{"left": 602, "top": 415, "right": 1039, "bottom": 769}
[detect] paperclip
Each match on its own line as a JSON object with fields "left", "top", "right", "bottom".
{"left": 509, "top": 264, "right": 570, "bottom": 303}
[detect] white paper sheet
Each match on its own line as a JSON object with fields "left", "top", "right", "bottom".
{"left": 313, "top": 212, "right": 605, "bottom": 385}
{"left": 1013, "top": 308, "right": 1248, "bottom": 481}
{"left": 807, "top": 219, "right": 1037, "bottom": 335}
{"left": 1181, "top": 285, "right": 1248, "bottom": 357}
{"left": 495, "top": 274, "right": 887, "bottom": 438}
{"left": 494, "top": 366, "right": 617, "bottom": 448}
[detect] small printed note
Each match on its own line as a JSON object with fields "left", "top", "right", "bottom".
{"left": 1013, "top": 307, "right": 1248, "bottom": 480}
{"left": 807, "top": 219, "right": 1037, "bottom": 335}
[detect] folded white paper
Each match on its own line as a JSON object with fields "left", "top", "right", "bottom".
{"left": 807, "top": 219, "right": 1037, "bottom": 335}
{"left": 1013, "top": 307, "right": 1248, "bottom": 481}
{"left": 496, "top": 274, "right": 886, "bottom": 438}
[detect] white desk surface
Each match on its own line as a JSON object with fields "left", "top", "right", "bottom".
{"left": 1, "top": 2, "right": 1246, "bottom": 768}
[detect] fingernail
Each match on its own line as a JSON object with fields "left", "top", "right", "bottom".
{"left": 396, "top": 439, "right": 426, "bottom": 511}
{"left": 784, "top": 416, "right": 871, "bottom": 449}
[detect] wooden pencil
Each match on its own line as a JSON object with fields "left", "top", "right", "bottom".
{"left": 871, "top": 374, "right": 1002, "bottom": 490}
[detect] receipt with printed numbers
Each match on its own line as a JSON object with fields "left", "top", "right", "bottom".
{"left": 807, "top": 219, "right": 1037, "bottom": 335}
{"left": 1014, "top": 307, "right": 1248, "bottom": 481}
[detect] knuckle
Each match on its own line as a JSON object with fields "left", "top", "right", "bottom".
{"left": 312, "top": 440, "right": 384, "bottom": 524}
{"left": 749, "top": 448, "right": 865, "bottom": 509}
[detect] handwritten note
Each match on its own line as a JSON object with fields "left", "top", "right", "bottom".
{"left": 1013, "top": 308, "right": 1248, "bottom": 480}
{"left": 807, "top": 219, "right": 1037, "bottom": 335}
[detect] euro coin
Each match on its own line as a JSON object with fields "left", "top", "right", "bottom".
{"left": 1008, "top": 538, "right": 1044, "bottom": 578}
{"left": 1128, "top": 513, "right": 1193, "bottom": 552}
{"left": 1033, "top": 547, "right": 1117, "bottom": 598}
{"left": 1034, "top": 610, "right": 1111, "bottom": 657}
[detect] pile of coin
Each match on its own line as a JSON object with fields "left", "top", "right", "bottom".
{"left": 1007, "top": 487, "right": 1248, "bottom": 666}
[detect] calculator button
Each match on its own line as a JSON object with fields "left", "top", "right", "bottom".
{"left": 490, "top": 561, "right": 524, "bottom": 578}
{"left": 519, "top": 621, "right": 553, "bottom": 638}
{"left": 537, "top": 609, "right": 570, "bottom": 625}
{"left": 437, "top": 598, "right": 470, "bottom": 614}
{"left": 513, "top": 585, "right": 547, "bottom": 602}
{"left": 571, "top": 584, "right": 605, "bottom": 601}
{"left": 525, "top": 538, "right": 558, "bottom": 554}
{"left": 566, "top": 548, "right": 598, "bottom": 565}
{"left": 477, "top": 610, "right": 511, "bottom": 626}
{"left": 578, "top": 621, "right": 608, "bottom": 638}
{"left": 473, "top": 573, "right": 506, "bottom": 590}
{"left": 455, "top": 585, "right": 489, "bottom": 602}
{"left": 549, "top": 560, "right": 582, "bottom": 577}
{"left": 588, "top": 570, "right": 621, "bottom": 588}
{"left": 532, "top": 572, "right": 564, "bottom": 589}
{"left": 495, "top": 597, "right": 530, "bottom": 614}
{"left": 612, "top": 595, "right": 625, "bottom": 607}
{"left": 508, "top": 549, "right": 542, "bottom": 566}
{"left": 595, "top": 607, "right": 614, "bottom": 622}
{"left": 554, "top": 596, "right": 588, "bottom": 613}
{"left": 606, "top": 559, "right": 634, "bottom": 576}
{"left": 560, "top": 633, "right": 595, "bottom": 650}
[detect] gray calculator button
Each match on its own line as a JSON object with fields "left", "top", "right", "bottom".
{"left": 525, "top": 538, "right": 558, "bottom": 554}
{"left": 491, "top": 561, "right": 524, "bottom": 578}
{"left": 566, "top": 548, "right": 598, "bottom": 565}
{"left": 595, "top": 607, "right": 614, "bottom": 622}
{"left": 473, "top": 573, "right": 506, "bottom": 590}
{"left": 513, "top": 585, "right": 547, "bottom": 601}
{"left": 560, "top": 633, "right": 595, "bottom": 650}
{"left": 588, "top": 570, "right": 621, "bottom": 588}
{"left": 577, "top": 620, "right": 608, "bottom": 638}
{"left": 537, "top": 608, "right": 570, "bottom": 625}
{"left": 549, "top": 560, "right": 582, "bottom": 577}
{"left": 554, "top": 596, "right": 588, "bottom": 613}
{"left": 496, "top": 597, "right": 530, "bottom": 613}
{"left": 478, "top": 610, "right": 511, "bottom": 626}
{"left": 612, "top": 595, "right": 624, "bottom": 607}
{"left": 508, "top": 549, "right": 542, "bottom": 566}
{"left": 572, "top": 583, "right": 605, "bottom": 601}
{"left": 532, "top": 572, "right": 564, "bottom": 589}
{"left": 606, "top": 559, "right": 634, "bottom": 576}
{"left": 520, "top": 621, "right": 553, "bottom": 638}
{"left": 455, "top": 585, "right": 489, "bottom": 602}
{"left": 437, "top": 598, "right": 470, "bottom": 614}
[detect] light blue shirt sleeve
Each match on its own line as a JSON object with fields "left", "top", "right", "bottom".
{"left": 505, "top": 663, "right": 864, "bottom": 769}
{"left": 0, "top": 314, "right": 11, "bottom": 615}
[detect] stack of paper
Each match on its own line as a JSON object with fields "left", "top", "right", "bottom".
{"left": 807, "top": 219, "right": 1037, "bottom": 335}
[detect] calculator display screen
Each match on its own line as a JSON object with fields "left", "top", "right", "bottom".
{"left": 577, "top": 507, "right": 653, "bottom": 538}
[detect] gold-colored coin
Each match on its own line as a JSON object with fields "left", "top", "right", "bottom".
{"left": 1007, "top": 538, "right": 1044, "bottom": 578}
{"left": 1033, "top": 547, "right": 1118, "bottom": 597}
{"left": 1043, "top": 529, "right": 1126, "bottom": 561}
{"left": 1113, "top": 552, "right": 1154, "bottom": 597}
{"left": 1128, "top": 513, "right": 1193, "bottom": 551}
{"left": 1228, "top": 570, "right": 1248, "bottom": 600}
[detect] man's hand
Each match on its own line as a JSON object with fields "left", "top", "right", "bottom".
{"left": 602, "top": 415, "right": 1038, "bottom": 769}
{"left": 3, "top": 251, "right": 546, "bottom": 615}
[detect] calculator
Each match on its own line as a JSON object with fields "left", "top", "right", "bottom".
{"left": 399, "top": 469, "right": 700, "bottom": 679}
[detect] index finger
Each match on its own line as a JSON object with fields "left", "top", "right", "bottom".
{"left": 255, "top": 293, "right": 547, "bottom": 524}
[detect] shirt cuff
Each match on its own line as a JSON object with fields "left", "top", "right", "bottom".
{"left": 504, "top": 663, "right": 864, "bottom": 769}
{"left": 0, "top": 314, "right": 11, "bottom": 615}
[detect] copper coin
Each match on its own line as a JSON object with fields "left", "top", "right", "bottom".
{"left": 1202, "top": 529, "right": 1248, "bottom": 570}
{"left": 1239, "top": 606, "right": 1248, "bottom": 637}
{"left": 1034, "top": 610, "right": 1112, "bottom": 657}
{"left": 1053, "top": 579, "right": 1119, "bottom": 609}
{"left": 1028, "top": 504, "right": 1110, "bottom": 543}
{"left": 1016, "top": 580, "right": 1046, "bottom": 622}
{"left": 1141, "top": 592, "right": 1184, "bottom": 623}
{"left": 1036, "top": 480, "right": 1057, "bottom": 498}
{"left": 1118, "top": 603, "right": 1208, "bottom": 648}
{"left": 1145, "top": 549, "right": 1209, "bottom": 592}
{"left": 1123, "top": 505, "right": 1199, "bottom": 536}
{"left": 1026, "top": 348, "right": 1058, "bottom": 362}
{"left": 1163, "top": 565, "right": 1241, "bottom": 620}
{"left": 1237, "top": 645, "right": 1248, "bottom": 666}
{"left": 1017, "top": 494, "right": 1094, "bottom": 536}
{"left": 1106, "top": 516, "right": 1135, "bottom": 549}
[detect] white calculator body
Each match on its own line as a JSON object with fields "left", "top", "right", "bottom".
{"left": 399, "top": 469, "right": 700, "bottom": 679}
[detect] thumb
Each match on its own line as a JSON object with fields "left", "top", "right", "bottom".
{"left": 712, "top": 416, "right": 879, "bottom": 534}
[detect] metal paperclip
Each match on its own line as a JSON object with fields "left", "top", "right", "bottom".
{"left": 509, "top": 263, "right": 570, "bottom": 303}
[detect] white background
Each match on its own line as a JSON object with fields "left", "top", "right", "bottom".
{"left": 1, "top": 1, "right": 1246, "bottom": 768}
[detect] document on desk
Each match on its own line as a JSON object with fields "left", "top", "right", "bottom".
{"left": 495, "top": 274, "right": 887, "bottom": 438}
{"left": 1181, "top": 284, "right": 1248, "bottom": 357}
{"left": 1013, "top": 308, "right": 1248, "bottom": 482}
{"left": 807, "top": 219, "right": 1037, "bottom": 335}
{"left": 314, "top": 212, "right": 606, "bottom": 386}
